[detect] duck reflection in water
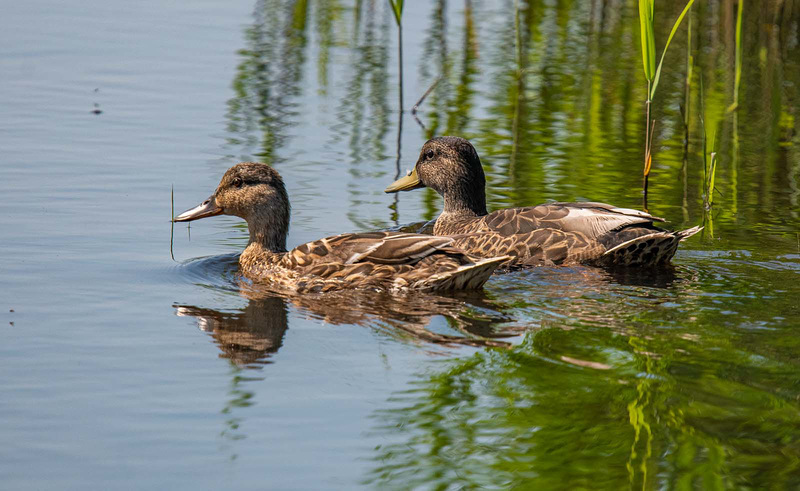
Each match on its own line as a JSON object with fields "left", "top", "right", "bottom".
{"left": 175, "top": 296, "right": 289, "bottom": 368}
{"left": 173, "top": 257, "right": 686, "bottom": 368}
{"left": 175, "top": 284, "right": 524, "bottom": 368}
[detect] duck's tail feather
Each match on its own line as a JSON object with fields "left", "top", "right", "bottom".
{"left": 596, "top": 226, "right": 702, "bottom": 267}
{"left": 418, "top": 255, "right": 511, "bottom": 291}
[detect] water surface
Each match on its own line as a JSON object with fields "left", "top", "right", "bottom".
{"left": 1, "top": 0, "right": 799, "bottom": 489}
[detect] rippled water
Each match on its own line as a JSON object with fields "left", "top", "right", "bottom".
{"left": 2, "top": 0, "right": 799, "bottom": 489}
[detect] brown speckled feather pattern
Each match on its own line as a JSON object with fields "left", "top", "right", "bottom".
{"left": 175, "top": 162, "right": 508, "bottom": 294}
{"left": 434, "top": 202, "right": 697, "bottom": 268}
{"left": 240, "top": 231, "right": 507, "bottom": 293}
{"left": 386, "top": 137, "right": 702, "bottom": 269}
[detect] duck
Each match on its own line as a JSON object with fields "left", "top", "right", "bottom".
{"left": 174, "top": 162, "right": 508, "bottom": 293}
{"left": 385, "top": 136, "right": 701, "bottom": 268}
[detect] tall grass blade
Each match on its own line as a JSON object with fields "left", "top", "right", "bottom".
{"left": 699, "top": 77, "right": 719, "bottom": 211}
{"left": 170, "top": 185, "right": 175, "bottom": 261}
{"left": 638, "top": 0, "right": 656, "bottom": 82}
{"left": 638, "top": 0, "right": 655, "bottom": 209}
{"left": 707, "top": 152, "right": 717, "bottom": 208}
{"left": 700, "top": 77, "right": 708, "bottom": 197}
{"left": 388, "top": 0, "right": 403, "bottom": 26}
{"left": 650, "top": 0, "right": 695, "bottom": 100}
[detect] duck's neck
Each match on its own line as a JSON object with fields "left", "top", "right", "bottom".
{"left": 241, "top": 233, "right": 287, "bottom": 273}
{"left": 441, "top": 186, "right": 488, "bottom": 218}
{"left": 241, "top": 241, "right": 284, "bottom": 267}
{"left": 247, "top": 224, "right": 287, "bottom": 254}
{"left": 239, "top": 211, "right": 289, "bottom": 269}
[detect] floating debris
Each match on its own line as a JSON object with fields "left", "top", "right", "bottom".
{"left": 91, "top": 88, "right": 102, "bottom": 114}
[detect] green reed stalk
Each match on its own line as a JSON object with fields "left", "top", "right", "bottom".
{"left": 649, "top": 0, "right": 695, "bottom": 101}
{"left": 700, "top": 80, "right": 718, "bottom": 211}
{"left": 170, "top": 185, "right": 175, "bottom": 261}
{"left": 388, "top": 0, "right": 404, "bottom": 225}
{"left": 638, "top": 0, "right": 695, "bottom": 208}
{"left": 705, "top": 151, "right": 718, "bottom": 209}
{"left": 700, "top": 95, "right": 717, "bottom": 237}
{"left": 638, "top": 0, "right": 655, "bottom": 209}
{"left": 388, "top": 0, "right": 404, "bottom": 112}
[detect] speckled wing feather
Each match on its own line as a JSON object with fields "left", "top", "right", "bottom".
{"left": 287, "top": 231, "right": 459, "bottom": 266}
{"left": 434, "top": 203, "right": 688, "bottom": 268}
{"left": 269, "top": 231, "right": 506, "bottom": 293}
{"left": 448, "top": 227, "right": 605, "bottom": 267}
{"left": 594, "top": 226, "right": 702, "bottom": 267}
{"left": 476, "top": 203, "right": 662, "bottom": 238}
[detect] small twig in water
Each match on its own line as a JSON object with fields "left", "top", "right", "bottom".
{"left": 170, "top": 185, "right": 175, "bottom": 261}
{"left": 411, "top": 77, "right": 441, "bottom": 130}
{"left": 411, "top": 77, "right": 441, "bottom": 116}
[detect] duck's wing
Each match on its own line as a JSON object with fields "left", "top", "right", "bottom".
{"left": 481, "top": 202, "right": 663, "bottom": 240}
{"left": 451, "top": 227, "right": 605, "bottom": 267}
{"left": 288, "top": 231, "right": 460, "bottom": 266}
{"left": 285, "top": 231, "right": 507, "bottom": 292}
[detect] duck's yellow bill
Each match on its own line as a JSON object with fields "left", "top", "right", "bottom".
{"left": 384, "top": 168, "right": 424, "bottom": 193}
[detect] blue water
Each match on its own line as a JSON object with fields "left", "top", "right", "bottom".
{"left": 2, "top": 0, "right": 799, "bottom": 488}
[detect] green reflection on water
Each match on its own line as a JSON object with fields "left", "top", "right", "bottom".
{"left": 365, "top": 261, "right": 800, "bottom": 488}
{"left": 225, "top": 0, "right": 310, "bottom": 163}
{"left": 218, "top": 0, "right": 800, "bottom": 486}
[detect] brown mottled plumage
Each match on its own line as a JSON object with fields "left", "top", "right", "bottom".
{"left": 174, "top": 162, "right": 508, "bottom": 293}
{"left": 385, "top": 136, "right": 701, "bottom": 268}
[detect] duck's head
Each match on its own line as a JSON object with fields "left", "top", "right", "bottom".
{"left": 384, "top": 136, "right": 487, "bottom": 216}
{"left": 174, "top": 162, "right": 290, "bottom": 252}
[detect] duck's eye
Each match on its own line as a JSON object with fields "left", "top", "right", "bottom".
{"left": 425, "top": 149, "right": 435, "bottom": 160}
{"left": 231, "top": 177, "right": 243, "bottom": 188}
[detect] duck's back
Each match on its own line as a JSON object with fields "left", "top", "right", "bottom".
{"left": 433, "top": 202, "right": 696, "bottom": 267}
{"left": 244, "top": 231, "right": 507, "bottom": 293}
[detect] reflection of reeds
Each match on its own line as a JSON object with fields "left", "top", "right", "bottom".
{"left": 680, "top": 12, "right": 693, "bottom": 222}
{"left": 728, "top": 0, "right": 744, "bottom": 113}
{"left": 697, "top": 75, "right": 719, "bottom": 238}
{"left": 510, "top": 0, "right": 523, "bottom": 171}
{"left": 683, "top": 12, "right": 693, "bottom": 147}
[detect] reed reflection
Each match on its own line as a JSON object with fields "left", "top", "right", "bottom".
{"left": 224, "top": 0, "right": 310, "bottom": 162}
{"left": 365, "top": 261, "right": 800, "bottom": 489}
{"left": 402, "top": 0, "right": 800, "bottom": 253}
